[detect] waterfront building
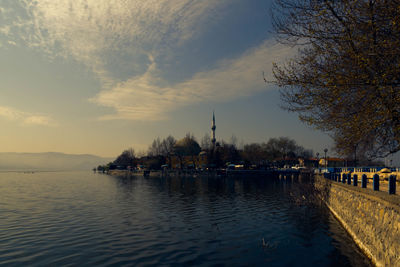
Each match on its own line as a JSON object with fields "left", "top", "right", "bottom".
{"left": 319, "top": 157, "right": 348, "bottom": 168}
{"left": 167, "top": 112, "right": 216, "bottom": 169}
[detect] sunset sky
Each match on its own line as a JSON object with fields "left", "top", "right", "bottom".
{"left": 0, "top": 0, "right": 332, "bottom": 157}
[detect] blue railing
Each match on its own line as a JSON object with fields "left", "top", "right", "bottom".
{"left": 322, "top": 172, "right": 397, "bottom": 195}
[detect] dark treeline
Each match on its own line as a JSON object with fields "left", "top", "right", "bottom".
{"left": 97, "top": 134, "right": 314, "bottom": 171}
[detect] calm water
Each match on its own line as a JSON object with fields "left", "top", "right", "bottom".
{"left": 0, "top": 171, "right": 372, "bottom": 266}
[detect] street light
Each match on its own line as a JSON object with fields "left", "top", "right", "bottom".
{"left": 324, "top": 148, "right": 328, "bottom": 171}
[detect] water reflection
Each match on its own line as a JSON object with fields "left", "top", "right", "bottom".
{"left": 109, "top": 173, "right": 371, "bottom": 266}
{"left": 0, "top": 172, "right": 372, "bottom": 266}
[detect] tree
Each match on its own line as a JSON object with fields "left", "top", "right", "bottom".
{"left": 272, "top": 0, "right": 400, "bottom": 158}
{"left": 219, "top": 140, "right": 241, "bottom": 165}
{"left": 161, "top": 135, "right": 176, "bottom": 159}
{"left": 148, "top": 137, "right": 162, "bottom": 157}
{"left": 201, "top": 133, "right": 212, "bottom": 151}
{"left": 114, "top": 148, "right": 136, "bottom": 168}
{"left": 263, "top": 137, "right": 298, "bottom": 160}
{"left": 147, "top": 135, "right": 176, "bottom": 167}
{"left": 173, "top": 133, "right": 201, "bottom": 169}
{"left": 242, "top": 143, "right": 264, "bottom": 164}
{"left": 138, "top": 155, "right": 165, "bottom": 170}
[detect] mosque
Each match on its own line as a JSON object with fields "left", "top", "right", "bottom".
{"left": 211, "top": 111, "right": 216, "bottom": 149}
{"left": 168, "top": 112, "right": 217, "bottom": 169}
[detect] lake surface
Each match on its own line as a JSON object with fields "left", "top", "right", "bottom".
{"left": 0, "top": 171, "right": 372, "bottom": 266}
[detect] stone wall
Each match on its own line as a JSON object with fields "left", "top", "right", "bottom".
{"left": 315, "top": 175, "right": 400, "bottom": 267}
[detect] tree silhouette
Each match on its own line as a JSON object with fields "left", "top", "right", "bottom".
{"left": 272, "top": 0, "right": 400, "bottom": 158}
{"left": 174, "top": 133, "right": 201, "bottom": 169}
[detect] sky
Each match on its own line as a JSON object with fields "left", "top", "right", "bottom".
{"left": 0, "top": 0, "right": 333, "bottom": 158}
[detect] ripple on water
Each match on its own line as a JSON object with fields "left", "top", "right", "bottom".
{"left": 0, "top": 172, "right": 372, "bottom": 266}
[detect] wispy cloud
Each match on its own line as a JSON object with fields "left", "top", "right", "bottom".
{"left": 1, "top": 0, "right": 227, "bottom": 85}
{"left": 1, "top": 1, "right": 294, "bottom": 121}
{"left": 0, "top": 106, "right": 56, "bottom": 126}
{"left": 91, "top": 40, "right": 295, "bottom": 121}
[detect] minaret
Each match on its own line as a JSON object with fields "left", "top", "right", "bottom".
{"left": 211, "top": 111, "right": 216, "bottom": 148}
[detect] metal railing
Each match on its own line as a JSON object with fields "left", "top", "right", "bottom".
{"left": 323, "top": 172, "right": 397, "bottom": 195}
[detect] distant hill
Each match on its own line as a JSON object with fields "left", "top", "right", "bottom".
{"left": 0, "top": 152, "right": 114, "bottom": 171}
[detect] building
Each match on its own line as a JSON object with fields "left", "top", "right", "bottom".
{"left": 211, "top": 111, "right": 216, "bottom": 149}
{"left": 168, "top": 112, "right": 217, "bottom": 169}
{"left": 319, "top": 157, "right": 346, "bottom": 167}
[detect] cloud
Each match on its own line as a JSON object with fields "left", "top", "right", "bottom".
{"left": 1, "top": 1, "right": 294, "bottom": 121}
{"left": 0, "top": 106, "right": 56, "bottom": 126}
{"left": 0, "top": 106, "right": 22, "bottom": 120}
{"left": 23, "top": 115, "right": 55, "bottom": 126}
{"left": 91, "top": 40, "right": 295, "bottom": 121}
{"left": 1, "top": 0, "right": 227, "bottom": 85}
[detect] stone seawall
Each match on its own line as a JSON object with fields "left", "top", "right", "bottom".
{"left": 315, "top": 175, "right": 400, "bottom": 267}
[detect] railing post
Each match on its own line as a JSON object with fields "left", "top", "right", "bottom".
{"left": 347, "top": 173, "right": 351, "bottom": 185}
{"left": 389, "top": 175, "right": 396, "bottom": 195}
{"left": 335, "top": 173, "right": 338, "bottom": 182}
{"left": 362, "top": 174, "right": 367, "bottom": 188}
{"left": 342, "top": 173, "right": 346, "bottom": 184}
{"left": 353, "top": 174, "right": 358, "bottom": 186}
{"left": 373, "top": 174, "right": 380, "bottom": 191}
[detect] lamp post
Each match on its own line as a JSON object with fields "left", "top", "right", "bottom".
{"left": 324, "top": 148, "right": 328, "bottom": 171}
